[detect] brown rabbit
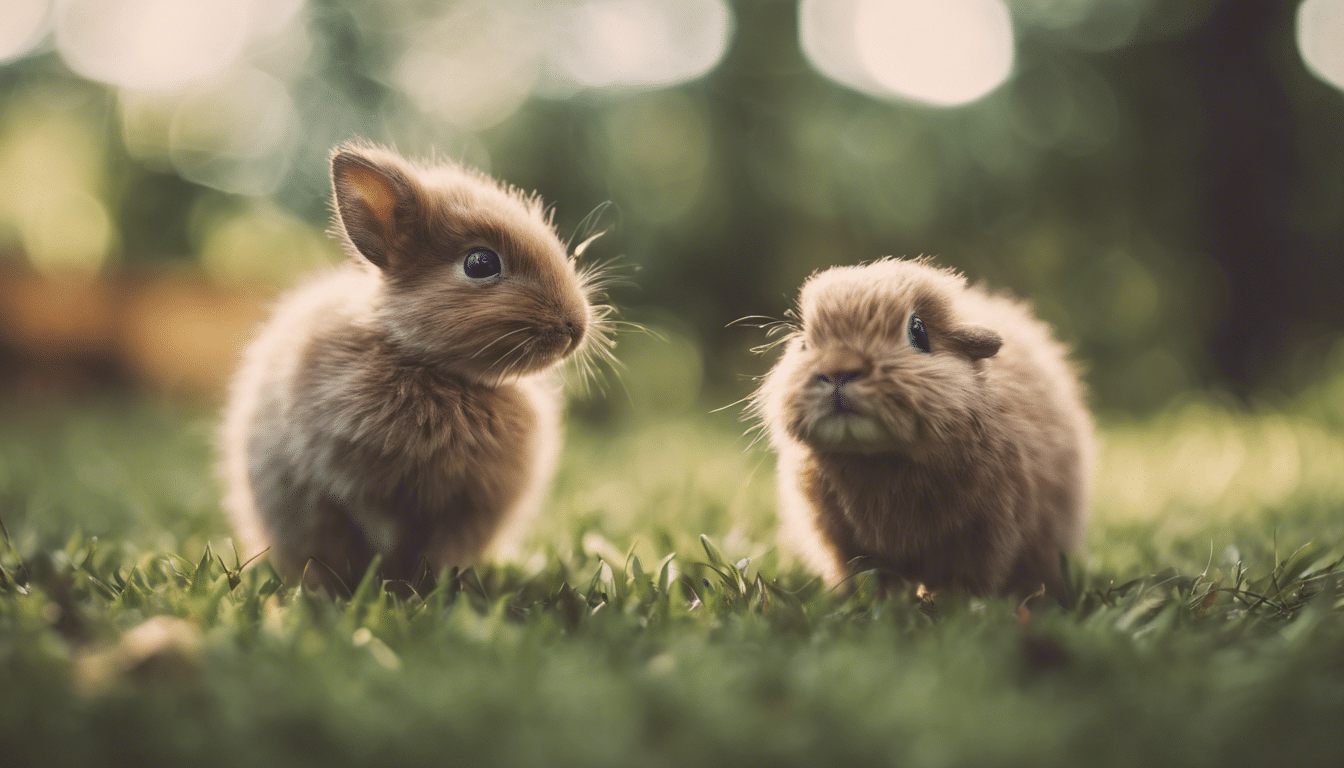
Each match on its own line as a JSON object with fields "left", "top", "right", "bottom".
{"left": 755, "top": 258, "right": 1093, "bottom": 599}
{"left": 220, "top": 143, "right": 611, "bottom": 591}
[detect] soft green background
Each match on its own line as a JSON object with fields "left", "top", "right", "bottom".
{"left": 2, "top": 2, "right": 1344, "bottom": 765}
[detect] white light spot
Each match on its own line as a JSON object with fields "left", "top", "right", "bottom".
{"left": 1298, "top": 0, "right": 1344, "bottom": 93}
{"left": 165, "top": 68, "right": 298, "bottom": 195}
{"left": 800, "top": 0, "right": 1015, "bottom": 107}
{"left": 394, "top": 2, "right": 541, "bottom": 130}
{"left": 541, "top": 0, "right": 733, "bottom": 94}
{"left": 249, "top": 0, "right": 303, "bottom": 38}
{"left": 55, "top": 0, "right": 252, "bottom": 91}
{"left": 0, "top": 0, "right": 52, "bottom": 63}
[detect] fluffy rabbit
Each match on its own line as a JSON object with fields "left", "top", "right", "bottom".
{"left": 221, "top": 143, "right": 610, "bottom": 591}
{"left": 755, "top": 258, "right": 1093, "bottom": 599}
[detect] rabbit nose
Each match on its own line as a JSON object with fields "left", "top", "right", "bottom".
{"left": 564, "top": 316, "right": 585, "bottom": 350}
{"left": 814, "top": 350, "right": 869, "bottom": 386}
{"left": 817, "top": 370, "right": 863, "bottom": 386}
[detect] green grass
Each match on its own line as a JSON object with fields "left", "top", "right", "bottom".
{"left": 2, "top": 396, "right": 1344, "bottom": 768}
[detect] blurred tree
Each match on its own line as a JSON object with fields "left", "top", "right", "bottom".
{"left": 1188, "top": 0, "right": 1344, "bottom": 390}
{"left": 0, "top": 0, "right": 1340, "bottom": 412}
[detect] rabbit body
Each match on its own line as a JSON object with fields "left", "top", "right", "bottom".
{"left": 221, "top": 145, "right": 600, "bottom": 589}
{"left": 757, "top": 258, "right": 1094, "bottom": 598}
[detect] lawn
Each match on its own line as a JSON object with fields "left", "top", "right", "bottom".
{"left": 2, "top": 389, "right": 1344, "bottom": 767}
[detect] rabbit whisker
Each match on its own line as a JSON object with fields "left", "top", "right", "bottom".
{"left": 470, "top": 327, "right": 530, "bottom": 360}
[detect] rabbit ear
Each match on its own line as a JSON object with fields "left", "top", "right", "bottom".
{"left": 331, "top": 146, "right": 419, "bottom": 270}
{"left": 947, "top": 324, "right": 1002, "bottom": 360}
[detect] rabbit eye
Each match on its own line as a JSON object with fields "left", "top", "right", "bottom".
{"left": 908, "top": 314, "right": 931, "bottom": 353}
{"left": 463, "top": 248, "right": 502, "bottom": 281}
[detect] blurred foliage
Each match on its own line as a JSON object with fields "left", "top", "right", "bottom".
{"left": 0, "top": 0, "right": 1342, "bottom": 414}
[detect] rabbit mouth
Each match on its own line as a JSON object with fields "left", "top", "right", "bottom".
{"left": 532, "top": 328, "right": 580, "bottom": 363}
{"left": 804, "top": 410, "right": 890, "bottom": 451}
{"left": 473, "top": 332, "right": 572, "bottom": 381}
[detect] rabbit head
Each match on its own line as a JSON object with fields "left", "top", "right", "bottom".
{"left": 758, "top": 258, "right": 1003, "bottom": 458}
{"left": 331, "top": 143, "right": 605, "bottom": 384}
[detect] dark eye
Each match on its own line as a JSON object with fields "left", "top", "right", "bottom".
{"left": 463, "top": 248, "right": 501, "bottom": 280}
{"left": 908, "top": 314, "right": 931, "bottom": 353}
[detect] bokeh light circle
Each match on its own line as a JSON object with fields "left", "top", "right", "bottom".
{"left": 55, "top": 0, "right": 251, "bottom": 91}
{"left": 0, "top": 0, "right": 52, "bottom": 63}
{"left": 1298, "top": 0, "right": 1344, "bottom": 93}
{"left": 801, "top": 0, "right": 1015, "bottom": 107}
{"left": 544, "top": 0, "right": 733, "bottom": 92}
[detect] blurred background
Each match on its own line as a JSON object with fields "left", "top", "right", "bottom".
{"left": 0, "top": 0, "right": 1342, "bottom": 418}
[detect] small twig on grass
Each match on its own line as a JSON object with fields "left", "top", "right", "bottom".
{"left": 1200, "top": 540, "right": 1215, "bottom": 580}
{"left": 237, "top": 547, "right": 271, "bottom": 572}
{"left": 1268, "top": 528, "right": 1284, "bottom": 597}
{"left": 1219, "top": 586, "right": 1291, "bottom": 616}
{"left": 830, "top": 559, "right": 889, "bottom": 594}
{"left": 301, "top": 557, "right": 353, "bottom": 600}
